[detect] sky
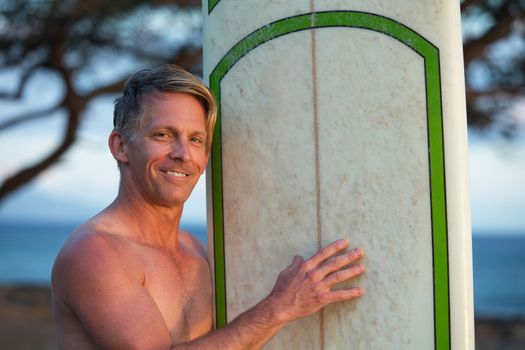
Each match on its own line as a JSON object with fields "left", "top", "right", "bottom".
{"left": 0, "top": 68, "right": 524, "bottom": 234}
{"left": 468, "top": 135, "right": 525, "bottom": 232}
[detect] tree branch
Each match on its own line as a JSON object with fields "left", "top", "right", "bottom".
{"left": 82, "top": 44, "right": 202, "bottom": 100}
{"left": 461, "top": 0, "right": 480, "bottom": 12}
{"left": 150, "top": 0, "right": 200, "bottom": 7}
{"left": 170, "top": 46, "right": 202, "bottom": 74}
{"left": 0, "top": 103, "right": 64, "bottom": 132}
{"left": 463, "top": 12, "right": 520, "bottom": 64}
{"left": 0, "top": 21, "right": 85, "bottom": 202}
{"left": 65, "top": 0, "right": 105, "bottom": 20}
{"left": 466, "top": 86, "right": 525, "bottom": 101}
{"left": 0, "top": 65, "right": 40, "bottom": 100}
{"left": 65, "top": 0, "right": 200, "bottom": 20}
{"left": 84, "top": 78, "right": 127, "bottom": 100}
{"left": 0, "top": 108, "right": 80, "bottom": 201}
{"left": 0, "top": 52, "right": 84, "bottom": 201}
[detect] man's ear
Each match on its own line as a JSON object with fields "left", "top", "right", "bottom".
{"left": 108, "top": 131, "right": 129, "bottom": 163}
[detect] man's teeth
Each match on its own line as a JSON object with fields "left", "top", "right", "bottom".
{"left": 165, "top": 170, "right": 187, "bottom": 177}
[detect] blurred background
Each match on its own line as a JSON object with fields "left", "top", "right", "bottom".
{"left": 0, "top": 1, "right": 523, "bottom": 349}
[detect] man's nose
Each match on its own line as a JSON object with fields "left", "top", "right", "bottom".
{"left": 169, "top": 138, "right": 191, "bottom": 162}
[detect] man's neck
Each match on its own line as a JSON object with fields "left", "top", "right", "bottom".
{"left": 104, "top": 183, "right": 185, "bottom": 252}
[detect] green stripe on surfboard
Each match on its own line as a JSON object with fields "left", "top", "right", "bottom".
{"left": 208, "top": 0, "right": 220, "bottom": 14}
{"left": 209, "top": 11, "right": 450, "bottom": 350}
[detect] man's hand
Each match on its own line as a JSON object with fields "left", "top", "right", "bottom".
{"left": 267, "top": 239, "right": 365, "bottom": 324}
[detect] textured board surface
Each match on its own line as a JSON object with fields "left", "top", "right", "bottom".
{"left": 204, "top": 2, "right": 474, "bottom": 349}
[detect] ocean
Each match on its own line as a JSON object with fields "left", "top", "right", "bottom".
{"left": 0, "top": 221, "right": 207, "bottom": 286}
{"left": 0, "top": 221, "right": 523, "bottom": 320}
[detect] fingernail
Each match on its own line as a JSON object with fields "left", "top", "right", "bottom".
{"left": 337, "top": 239, "right": 348, "bottom": 248}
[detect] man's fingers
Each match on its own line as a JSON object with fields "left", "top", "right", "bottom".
{"left": 322, "top": 287, "right": 365, "bottom": 304}
{"left": 315, "top": 248, "right": 364, "bottom": 279}
{"left": 323, "top": 263, "right": 366, "bottom": 287}
{"left": 303, "top": 239, "right": 349, "bottom": 270}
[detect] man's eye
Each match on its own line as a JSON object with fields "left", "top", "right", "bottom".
{"left": 191, "top": 137, "right": 204, "bottom": 144}
{"left": 155, "top": 132, "right": 170, "bottom": 139}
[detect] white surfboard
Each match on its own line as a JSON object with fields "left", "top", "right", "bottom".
{"left": 203, "top": 1, "right": 474, "bottom": 349}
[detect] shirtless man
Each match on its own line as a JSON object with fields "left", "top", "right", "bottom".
{"left": 52, "top": 64, "right": 366, "bottom": 349}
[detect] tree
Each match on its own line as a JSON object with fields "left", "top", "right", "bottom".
{"left": 0, "top": 0, "right": 524, "bottom": 203}
{"left": 462, "top": 0, "right": 525, "bottom": 135}
{"left": 0, "top": 0, "right": 201, "bottom": 202}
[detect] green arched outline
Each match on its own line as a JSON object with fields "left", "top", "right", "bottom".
{"left": 209, "top": 11, "right": 450, "bottom": 350}
{"left": 208, "top": 0, "right": 220, "bottom": 13}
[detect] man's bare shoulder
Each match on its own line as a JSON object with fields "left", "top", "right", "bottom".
{"left": 52, "top": 220, "right": 142, "bottom": 302}
{"left": 54, "top": 221, "right": 127, "bottom": 266}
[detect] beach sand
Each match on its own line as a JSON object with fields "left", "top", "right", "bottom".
{"left": 0, "top": 285, "right": 523, "bottom": 349}
{"left": 0, "top": 286, "right": 56, "bottom": 350}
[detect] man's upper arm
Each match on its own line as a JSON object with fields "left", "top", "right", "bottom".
{"left": 52, "top": 234, "right": 173, "bottom": 349}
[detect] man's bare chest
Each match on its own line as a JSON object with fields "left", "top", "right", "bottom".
{"left": 142, "top": 251, "right": 213, "bottom": 342}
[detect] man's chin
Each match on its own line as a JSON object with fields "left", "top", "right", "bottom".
{"left": 154, "top": 193, "right": 191, "bottom": 208}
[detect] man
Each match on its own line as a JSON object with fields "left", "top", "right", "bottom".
{"left": 52, "top": 65, "right": 366, "bottom": 349}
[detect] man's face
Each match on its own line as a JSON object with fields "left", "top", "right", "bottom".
{"left": 122, "top": 92, "right": 209, "bottom": 208}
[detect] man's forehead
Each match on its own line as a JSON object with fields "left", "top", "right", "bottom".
{"left": 143, "top": 91, "right": 204, "bottom": 109}
{"left": 140, "top": 92, "right": 206, "bottom": 129}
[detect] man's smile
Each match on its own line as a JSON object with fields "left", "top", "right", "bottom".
{"left": 161, "top": 169, "right": 190, "bottom": 177}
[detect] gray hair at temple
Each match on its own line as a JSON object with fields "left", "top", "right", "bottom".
{"left": 113, "top": 64, "right": 217, "bottom": 151}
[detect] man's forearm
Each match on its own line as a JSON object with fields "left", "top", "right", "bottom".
{"left": 174, "top": 297, "right": 285, "bottom": 350}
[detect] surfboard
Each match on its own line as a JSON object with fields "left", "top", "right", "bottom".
{"left": 203, "top": 1, "right": 474, "bottom": 349}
